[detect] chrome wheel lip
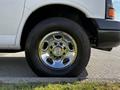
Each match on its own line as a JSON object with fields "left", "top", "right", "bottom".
{"left": 38, "top": 31, "right": 78, "bottom": 69}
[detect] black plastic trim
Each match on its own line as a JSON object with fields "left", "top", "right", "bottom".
{"left": 91, "top": 18, "right": 120, "bottom": 49}
{"left": 97, "top": 30, "right": 120, "bottom": 48}
{"left": 93, "top": 19, "right": 120, "bottom": 30}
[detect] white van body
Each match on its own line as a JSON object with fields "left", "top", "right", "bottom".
{"left": 0, "top": 0, "right": 105, "bottom": 49}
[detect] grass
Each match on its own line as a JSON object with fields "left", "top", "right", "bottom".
{"left": 0, "top": 82, "right": 119, "bottom": 90}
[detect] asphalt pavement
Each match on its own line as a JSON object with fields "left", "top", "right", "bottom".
{"left": 0, "top": 46, "right": 119, "bottom": 83}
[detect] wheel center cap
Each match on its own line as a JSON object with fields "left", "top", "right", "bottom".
{"left": 53, "top": 47, "right": 63, "bottom": 56}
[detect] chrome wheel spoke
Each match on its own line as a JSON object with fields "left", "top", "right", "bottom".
{"left": 52, "top": 60, "right": 65, "bottom": 68}
{"left": 38, "top": 31, "right": 77, "bottom": 69}
{"left": 53, "top": 33, "right": 63, "bottom": 40}
{"left": 63, "top": 52, "right": 76, "bottom": 64}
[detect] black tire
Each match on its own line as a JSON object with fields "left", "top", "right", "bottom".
{"left": 25, "top": 17, "right": 91, "bottom": 77}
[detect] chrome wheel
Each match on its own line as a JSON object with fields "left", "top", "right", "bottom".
{"left": 38, "top": 31, "right": 78, "bottom": 69}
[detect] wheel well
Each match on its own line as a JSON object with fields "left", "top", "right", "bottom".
{"left": 21, "top": 4, "right": 97, "bottom": 50}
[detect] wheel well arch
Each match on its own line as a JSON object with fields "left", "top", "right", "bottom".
{"left": 20, "top": 4, "right": 97, "bottom": 50}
